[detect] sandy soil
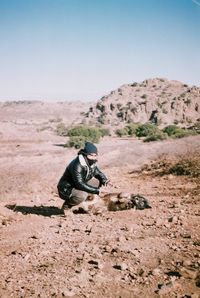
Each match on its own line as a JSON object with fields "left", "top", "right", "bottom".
{"left": 0, "top": 114, "right": 200, "bottom": 297}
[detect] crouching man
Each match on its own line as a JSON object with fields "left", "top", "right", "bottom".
{"left": 57, "top": 142, "right": 109, "bottom": 210}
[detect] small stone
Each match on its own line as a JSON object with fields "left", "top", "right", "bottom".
{"left": 113, "top": 262, "right": 128, "bottom": 271}
{"left": 88, "top": 259, "right": 99, "bottom": 266}
{"left": 62, "top": 289, "right": 76, "bottom": 297}
{"left": 180, "top": 268, "right": 198, "bottom": 279}
{"left": 104, "top": 245, "right": 112, "bottom": 253}
{"left": 180, "top": 232, "right": 191, "bottom": 239}
{"left": 137, "top": 268, "right": 144, "bottom": 276}
{"left": 152, "top": 268, "right": 161, "bottom": 276}
{"left": 168, "top": 204, "right": 175, "bottom": 209}
{"left": 195, "top": 272, "right": 200, "bottom": 287}
{"left": 89, "top": 270, "right": 96, "bottom": 276}
{"left": 88, "top": 259, "right": 103, "bottom": 270}
{"left": 183, "top": 259, "right": 192, "bottom": 267}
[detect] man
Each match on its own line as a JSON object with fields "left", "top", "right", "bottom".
{"left": 57, "top": 141, "right": 109, "bottom": 209}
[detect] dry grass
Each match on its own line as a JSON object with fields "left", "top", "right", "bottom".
{"left": 142, "top": 151, "right": 200, "bottom": 178}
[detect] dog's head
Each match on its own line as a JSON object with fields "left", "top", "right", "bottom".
{"left": 130, "top": 194, "right": 151, "bottom": 210}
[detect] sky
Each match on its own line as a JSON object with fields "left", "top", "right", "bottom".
{"left": 0, "top": 0, "right": 200, "bottom": 102}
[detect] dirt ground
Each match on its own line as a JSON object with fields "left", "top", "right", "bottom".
{"left": 0, "top": 117, "right": 200, "bottom": 297}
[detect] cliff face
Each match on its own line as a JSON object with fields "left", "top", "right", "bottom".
{"left": 84, "top": 78, "right": 200, "bottom": 128}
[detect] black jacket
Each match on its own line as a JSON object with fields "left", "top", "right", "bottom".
{"left": 57, "top": 154, "right": 108, "bottom": 199}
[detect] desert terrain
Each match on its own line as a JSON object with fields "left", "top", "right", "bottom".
{"left": 0, "top": 99, "right": 200, "bottom": 298}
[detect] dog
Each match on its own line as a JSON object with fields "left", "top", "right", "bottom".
{"left": 79, "top": 192, "right": 151, "bottom": 213}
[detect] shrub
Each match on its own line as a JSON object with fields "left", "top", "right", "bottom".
{"left": 136, "top": 123, "right": 160, "bottom": 137}
{"left": 142, "top": 151, "right": 200, "bottom": 178}
{"left": 144, "top": 131, "right": 168, "bottom": 142}
{"left": 55, "top": 123, "right": 68, "bottom": 136}
{"left": 162, "top": 125, "right": 180, "bottom": 136}
{"left": 99, "top": 128, "right": 111, "bottom": 137}
{"left": 126, "top": 123, "right": 140, "bottom": 136}
{"left": 163, "top": 125, "right": 197, "bottom": 138}
{"left": 65, "top": 136, "right": 86, "bottom": 149}
{"left": 115, "top": 127, "right": 129, "bottom": 137}
{"left": 67, "top": 126, "right": 102, "bottom": 143}
{"left": 171, "top": 130, "right": 197, "bottom": 139}
{"left": 115, "top": 123, "right": 140, "bottom": 137}
{"left": 66, "top": 125, "right": 107, "bottom": 148}
{"left": 169, "top": 153, "right": 200, "bottom": 177}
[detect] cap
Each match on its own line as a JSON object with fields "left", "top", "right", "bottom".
{"left": 83, "top": 142, "right": 98, "bottom": 155}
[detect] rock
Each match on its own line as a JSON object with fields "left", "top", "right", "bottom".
{"left": 168, "top": 203, "right": 175, "bottom": 208}
{"left": 62, "top": 289, "right": 76, "bottom": 297}
{"left": 183, "top": 259, "right": 192, "bottom": 267}
{"left": 88, "top": 259, "right": 102, "bottom": 269}
{"left": 85, "top": 224, "right": 92, "bottom": 234}
{"left": 195, "top": 272, "right": 200, "bottom": 287}
{"left": 85, "top": 78, "right": 200, "bottom": 127}
{"left": 113, "top": 263, "right": 128, "bottom": 271}
{"left": 180, "top": 232, "right": 192, "bottom": 239}
{"left": 157, "top": 281, "right": 173, "bottom": 295}
{"left": 152, "top": 268, "right": 161, "bottom": 276}
{"left": 103, "top": 245, "right": 112, "bottom": 253}
{"left": 180, "top": 268, "right": 198, "bottom": 279}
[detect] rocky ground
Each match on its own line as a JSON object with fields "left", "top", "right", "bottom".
{"left": 0, "top": 101, "right": 200, "bottom": 298}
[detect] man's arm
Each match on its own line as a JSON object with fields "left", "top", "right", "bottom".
{"left": 71, "top": 162, "right": 100, "bottom": 194}
{"left": 94, "top": 166, "right": 109, "bottom": 187}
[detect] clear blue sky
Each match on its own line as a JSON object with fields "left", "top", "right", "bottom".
{"left": 0, "top": 0, "right": 200, "bottom": 101}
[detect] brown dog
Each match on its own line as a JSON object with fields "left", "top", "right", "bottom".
{"left": 80, "top": 192, "right": 151, "bottom": 213}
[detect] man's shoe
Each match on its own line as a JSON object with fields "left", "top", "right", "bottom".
{"left": 61, "top": 202, "right": 71, "bottom": 210}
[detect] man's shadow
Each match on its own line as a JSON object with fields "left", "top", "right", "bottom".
{"left": 5, "top": 204, "right": 64, "bottom": 217}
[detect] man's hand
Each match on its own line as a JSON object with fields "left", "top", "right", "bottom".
{"left": 104, "top": 179, "right": 118, "bottom": 189}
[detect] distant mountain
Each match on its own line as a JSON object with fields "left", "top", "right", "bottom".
{"left": 83, "top": 78, "right": 200, "bottom": 128}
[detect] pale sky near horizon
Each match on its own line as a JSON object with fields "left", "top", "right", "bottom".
{"left": 0, "top": 0, "right": 200, "bottom": 102}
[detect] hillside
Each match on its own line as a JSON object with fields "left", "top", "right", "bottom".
{"left": 0, "top": 92, "right": 200, "bottom": 297}
{"left": 84, "top": 78, "right": 200, "bottom": 128}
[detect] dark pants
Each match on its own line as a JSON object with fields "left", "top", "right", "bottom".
{"left": 61, "top": 179, "right": 99, "bottom": 208}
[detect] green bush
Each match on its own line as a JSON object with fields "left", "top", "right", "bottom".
{"left": 115, "top": 123, "right": 140, "bottom": 137}
{"left": 66, "top": 126, "right": 108, "bottom": 148}
{"left": 126, "top": 123, "right": 140, "bottom": 136}
{"left": 99, "top": 128, "right": 111, "bottom": 137}
{"left": 163, "top": 125, "right": 197, "bottom": 139}
{"left": 65, "top": 136, "right": 86, "bottom": 149}
{"left": 136, "top": 123, "right": 160, "bottom": 137}
{"left": 171, "top": 130, "right": 197, "bottom": 139}
{"left": 144, "top": 131, "right": 168, "bottom": 142}
{"left": 162, "top": 125, "right": 183, "bottom": 136}
{"left": 67, "top": 126, "right": 102, "bottom": 143}
{"left": 115, "top": 127, "right": 129, "bottom": 137}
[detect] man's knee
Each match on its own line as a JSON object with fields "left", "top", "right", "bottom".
{"left": 65, "top": 189, "right": 87, "bottom": 207}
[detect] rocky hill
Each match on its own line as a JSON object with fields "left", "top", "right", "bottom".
{"left": 84, "top": 78, "right": 200, "bottom": 128}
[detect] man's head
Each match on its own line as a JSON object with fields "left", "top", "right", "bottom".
{"left": 83, "top": 142, "right": 98, "bottom": 164}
